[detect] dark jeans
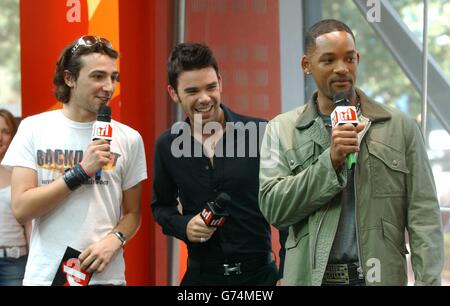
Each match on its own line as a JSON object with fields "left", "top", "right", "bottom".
{"left": 180, "top": 261, "right": 279, "bottom": 286}
{"left": 0, "top": 255, "right": 27, "bottom": 286}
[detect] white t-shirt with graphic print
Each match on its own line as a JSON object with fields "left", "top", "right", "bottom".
{"left": 2, "top": 110, "right": 147, "bottom": 286}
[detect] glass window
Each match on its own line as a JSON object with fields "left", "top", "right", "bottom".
{"left": 0, "top": 0, "right": 21, "bottom": 116}
{"left": 391, "top": 0, "right": 450, "bottom": 285}
{"left": 323, "top": 0, "right": 422, "bottom": 117}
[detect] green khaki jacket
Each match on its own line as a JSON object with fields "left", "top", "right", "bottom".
{"left": 259, "top": 89, "right": 444, "bottom": 286}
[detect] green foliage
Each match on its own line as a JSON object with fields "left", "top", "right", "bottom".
{"left": 392, "top": 0, "right": 450, "bottom": 78}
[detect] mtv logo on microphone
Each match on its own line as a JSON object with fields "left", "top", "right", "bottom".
{"left": 331, "top": 106, "right": 358, "bottom": 128}
{"left": 209, "top": 217, "right": 225, "bottom": 227}
{"left": 200, "top": 203, "right": 228, "bottom": 228}
{"left": 201, "top": 209, "right": 213, "bottom": 224}
{"left": 92, "top": 121, "right": 113, "bottom": 141}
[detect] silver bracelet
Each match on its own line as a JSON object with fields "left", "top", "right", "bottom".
{"left": 111, "top": 231, "right": 126, "bottom": 246}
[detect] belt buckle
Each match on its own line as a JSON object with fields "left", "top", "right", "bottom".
{"left": 223, "top": 263, "right": 242, "bottom": 276}
{"left": 6, "top": 247, "right": 21, "bottom": 259}
{"left": 323, "top": 263, "right": 350, "bottom": 285}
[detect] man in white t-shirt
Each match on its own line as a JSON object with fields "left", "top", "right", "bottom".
{"left": 1, "top": 36, "right": 147, "bottom": 286}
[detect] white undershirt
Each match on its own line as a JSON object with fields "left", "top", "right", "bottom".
{"left": 0, "top": 186, "right": 26, "bottom": 247}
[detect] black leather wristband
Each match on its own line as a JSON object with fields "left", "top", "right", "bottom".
{"left": 73, "top": 164, "right": 91, "bottom": 180}
{"left": 63, "top": 164, "right": 90, "bottom": 191}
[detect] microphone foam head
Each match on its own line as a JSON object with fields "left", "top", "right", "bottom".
{"left": 97, "top": 105, "right": 111, "bottom": 122}
{"left": 333, "top": 92, "right": 350, "bottom": 106}
{"left": 215, "top": 192, "right": 232, "bottom": 210}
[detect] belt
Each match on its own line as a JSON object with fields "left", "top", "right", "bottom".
{"left": 188, "top": 253, "right": 274, "bottom": 276}
{"left": 0, "top": 246, "right": 28, "bottom": 259}
{"left": 322, "top": 262, "right": 364, "bottom": 285}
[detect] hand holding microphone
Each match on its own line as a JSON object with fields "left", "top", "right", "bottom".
{"left": 330, "top": 93, "right": 365, "bottom": 170}
{"left": 77, "top": 105, "right": 112, "bottom": 179}
{"left": 89, "top": 105, "right": 113, "bottom": 181}
{"left": 186, "top": 214, "right": 217, "bottom": 243}
{"left": 200, "top": 193, "right": 231, "bottom": 227}
{"left": 186, "top": 193, "right": 231, "bottom": 243}
{"left": 79, "top": 140, "right": 111, "bottom": 178}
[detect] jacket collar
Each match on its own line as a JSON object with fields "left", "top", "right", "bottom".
{"left": 356, "top": 89, "right": 391, "bottom": 123}
{"left": 221, "top": 104, "right": 242, "bottom": 126}
{"left": 295, "top": 95, "right": 320, "bottom": 130}
{"left": 294, "top": 97, "right": 330, "bottom": 149}
{"left": 295, "top": 88, "right": 391, "bottom": 130}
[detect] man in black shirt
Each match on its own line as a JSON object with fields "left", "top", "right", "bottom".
{"left": 152, "top": 42, "right": 286, "bottom": 286}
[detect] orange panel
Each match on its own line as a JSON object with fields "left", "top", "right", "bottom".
{"left": 88, "top": 0, "right": 122, "bottom": 120}
{"left": 20, "top": 0, "right": 88, "bottom": 117}
{"left": 178, "top": 242, "right": 188, "bottom": 284}
{"left": 119, "top": 0, "right": 174, "bottom": 286}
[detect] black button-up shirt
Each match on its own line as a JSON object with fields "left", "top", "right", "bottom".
{"left": 152, "top": 104, "right": 278, "bottom": 262}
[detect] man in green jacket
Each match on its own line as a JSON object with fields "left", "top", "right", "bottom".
{"left": 259, "top": 19, "right": 444, "bottom": 286}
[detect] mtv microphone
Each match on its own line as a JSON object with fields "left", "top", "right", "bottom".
{"left": 330, "top": 93, "right": 359, "bottom": 169}
{"left": 91, "top": 105, "right": 113, "bottom": 181}
{"left": 200, "top": 193, "right": 231, "bottom": 227}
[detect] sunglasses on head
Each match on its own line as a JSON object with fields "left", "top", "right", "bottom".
{"left": 71, "top": 35, "right": 113, "bottom": 55}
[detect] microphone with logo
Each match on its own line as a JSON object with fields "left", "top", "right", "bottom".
{"left": 330, "top": 92, "right": 359, "bottom": 169}
{"left": 200, "top": 193, "right": 231, "bottom": 227}
{"left": 91, "top": 104, "right": 113, "bottom": 181}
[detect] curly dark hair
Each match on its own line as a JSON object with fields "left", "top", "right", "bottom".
{"left": 53, "top": 37, "right": 119, "bottom": 103}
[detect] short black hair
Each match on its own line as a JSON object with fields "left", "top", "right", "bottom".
{"left": 305, "top": 19, "right": 356, "bottom": 54}
{"left": 167, "top": 42, "right": 219, "bottom": 92}
{"left": 53, "top": 38, "right": 119, "bottom": 104}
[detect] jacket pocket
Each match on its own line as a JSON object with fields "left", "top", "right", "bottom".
{"left": 381, "top": 218, "right": 409, "bottom": 255}
{"left": 285, "top": 221, "right": 309, "bottom": 249}
{"left": 285, "top": 141, "right": 315, "bottom": 175}
{"left": 367, "top": 140, "right": 409, "bottom": 197}
{"left": 284, "top": 221, "right": 311, "bottom": 285}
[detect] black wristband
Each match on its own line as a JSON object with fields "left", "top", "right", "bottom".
{"left": 63, "top": 164, "right": 91, "bottom": 191}
{"left": 73, "top": 164, "right": 91, "bottom": 180}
